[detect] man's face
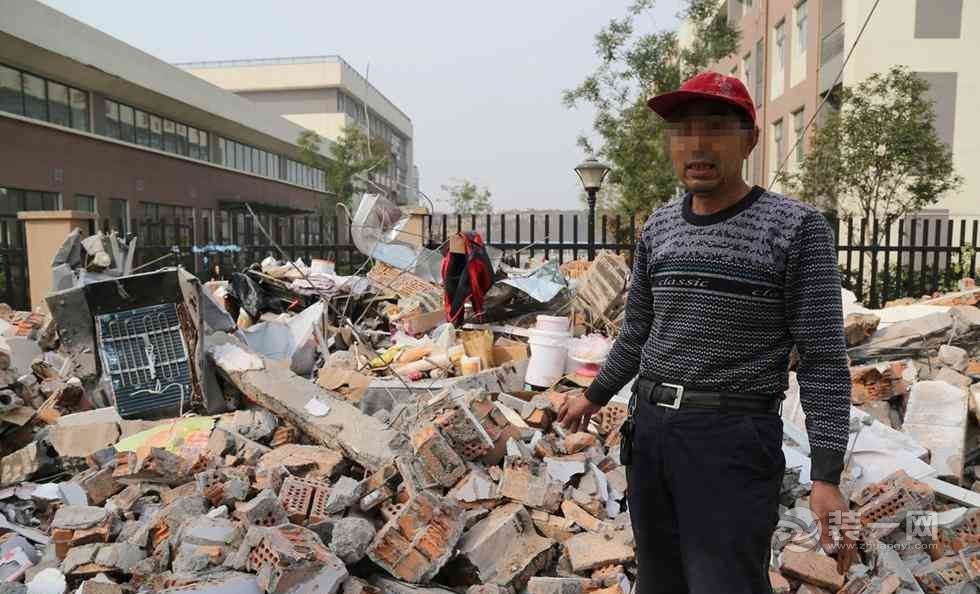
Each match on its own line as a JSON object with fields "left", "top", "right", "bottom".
{"left": 666, "top": 101, "right": 758, "bottom": 194}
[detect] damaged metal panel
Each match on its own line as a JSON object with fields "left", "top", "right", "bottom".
{"left": 96, "top": 303, "right": 193, "bottom": 419}
{"left": 79, "top": 268, "right": 212, "bottom": 419}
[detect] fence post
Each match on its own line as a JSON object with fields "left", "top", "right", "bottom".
{"left": 869, "top": 219, "right": 879, "bottom": 308}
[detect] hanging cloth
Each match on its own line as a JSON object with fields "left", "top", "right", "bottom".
{"left": 442, "top": 231, "right": 494, "bottom": 326}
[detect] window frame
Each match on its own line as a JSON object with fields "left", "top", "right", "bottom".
{"left": 21, "top": 72, "right": 48, "bottom": 122}
{"left": 775, "top": 20, "right": 787, "bottom": 71}
{"left": 773, "top": 118, "right": 785, "bottom": 163}
{"left": 795, "top": 1, "right": 808, "bottom": 53}
{"left": 0, "top": 64, "right": 25, "bottom": 116}
{"left": 792, "top": 108, "right": 805, "bottom": 164}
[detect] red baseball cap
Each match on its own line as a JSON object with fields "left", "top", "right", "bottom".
{"left": 647, "top": 71, "right": 757, "bottom": 127}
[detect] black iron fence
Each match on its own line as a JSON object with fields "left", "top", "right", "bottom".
{"left": 832, "top": 216, "right": 980, "bottom": 309}
{"left": 421, "top": 212, "right": 642, "bottom": 265}
{"left": 0, "top": 210, "right": 976, "bottom": 311}
{"left": 420, "top": 212, "right": 980, "bottom": 310}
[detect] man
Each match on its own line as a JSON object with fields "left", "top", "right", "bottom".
{"left": 558, "top": 72, "right": 855, "bottom": 593}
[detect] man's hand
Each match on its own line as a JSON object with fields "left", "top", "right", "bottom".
{"left": 558, "top": 392, "right": 602, "bottom": 434}
{"left": 809, "top": 480, "right": 859, "bottom": 575}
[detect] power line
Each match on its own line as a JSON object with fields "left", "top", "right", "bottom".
{"left": 767, "top": 0, "right": 882, "bottom": 189}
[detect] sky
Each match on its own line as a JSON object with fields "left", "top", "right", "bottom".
{"left": 40, "top": 0, "right": 682, "bottom": 211}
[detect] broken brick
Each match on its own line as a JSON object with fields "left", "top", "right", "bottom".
{"left": 368, "top": 492, "right": 465, "bottom": 583}
{"left": 562, "top": 433, "right": 597, "bottom": 455}
{"left": 412, "top": 424, "right": 467, "bottom": 488}
{"left": 432, "top": 404, "right": 494, "bottom": 461}
{"left": 278, "top": 475, "right": 331, "bottom": 524}
{"left": 561, "top": 501, "right": 613, "bottom": 533}
{"left": 779, "top": 550, "right": 845, "bottom": 591}
{"left": 767, "top": 570, "right": 791, "bottom": 594}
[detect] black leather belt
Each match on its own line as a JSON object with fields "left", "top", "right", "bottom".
{"left": 634, "top": 377, "right": 782, "bottom": 414}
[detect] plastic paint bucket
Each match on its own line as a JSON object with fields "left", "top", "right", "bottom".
{"left": 525, "top": 328, "right": 571, "bottom": 387}
{"left": 535, "top": 315, "right": 571, "bottom": 334}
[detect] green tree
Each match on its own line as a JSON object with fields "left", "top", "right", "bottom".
{"left": 441, "top": 179, "right": 493, "bottom": 214}
{"left": 562, "top": 0, "right": 739, "bottom": 219}
{"left": 785, "top": 66, "right": 962, "bottom": 239}
{"left": 298, "top": 124, "right": 390, "bottom": 207}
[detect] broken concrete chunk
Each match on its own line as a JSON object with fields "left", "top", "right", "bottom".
{"left": 938, "top": 344, "right": 969, "bottom": 371}
{"left": 526, "top": 577, "right": 595, "bottom": 594}
{"left": 543, "top": 456, "right": 588, "bottom": 485}
{"left": 901, "top": 380, "right": 969, "bottom": 480}
{"left": 448, "top": 466, "right": 499, "bottom": 503}
{"left": 324, "top": 476, "right": 360, "bottom": 514}
{"left": 450, "top": 502, "right": 555, "bottom": 591}
{"left": 564, "top": 531, "right": 634, "bottom": 573}
{"left": 257, "top": 444, "right": 346, "bottom": 479}
{"left": 217, "top": 409, "right": 279, "bottom": 443}
{"left": 51, "top": 506, "right": 108, "bottom": 531}
{"left": 843, "top": 313, "right": 880, "bottom": 347}
{"left": 498, "top": 457, "right": 563, "bottom": 512}
{"left": 1, "top": 441, "right": 55, "bottom": 487}
{"left": 329, "top": 517, "right": 376, "bottom": 564}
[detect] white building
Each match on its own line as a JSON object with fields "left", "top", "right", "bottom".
{"left": 181, "top": 56, "right": 417, "bottom": 204}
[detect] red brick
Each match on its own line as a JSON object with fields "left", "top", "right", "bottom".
{"left": 412, "top": 424, "right": 467, "bottom": 488}
{"left": 367, "top": 492, "right": 465, "bottom": 583}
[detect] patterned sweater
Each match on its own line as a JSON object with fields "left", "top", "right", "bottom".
{"left": 585, "top": 186, "right": 851, "bottom": 484}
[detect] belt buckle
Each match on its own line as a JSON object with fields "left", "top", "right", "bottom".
{"left": 657, "top": 383, "right": 685, "bottom": 409}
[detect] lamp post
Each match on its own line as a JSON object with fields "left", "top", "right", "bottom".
{"left": 574, "top": 157, "right": 611, "bottom": 261}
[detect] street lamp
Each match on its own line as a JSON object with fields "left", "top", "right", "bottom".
{"left": 575, "top": 157, "right": 611, "bottom": 261}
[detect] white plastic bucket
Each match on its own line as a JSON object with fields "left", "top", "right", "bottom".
{"left": 525, "top": 328, "right": 571, "bottom": 387}
{"left": 535, "top": 315, "right": 570, "bottom": 334}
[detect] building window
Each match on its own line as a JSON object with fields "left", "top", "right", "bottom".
{"left": 914, "top": 0, "right": 963, "bottom": 39}
{"left": 22, "top": 73, "right": 47, "bottom": 121}
{"left": 0, "top": 65, "right": 88, "bottom": 130}
{"left": 149, "top": 115, "right": 163, "bottom": 149}
{"left": 75, "top": 194, "right": 96, "bottom": 213}
{"left": 796, "top": 1, "right": 808, "bottom": 52}
{"left": 46, "top": 82, "right": 70, "bottom": 127}
{"left": 188, "top": 127, "right": 200, "bottom": 160}
{"left": 105, "top": 100, "right": 120, "bottom": 139}
{"left": 775, "top": 20, "right": 786, "bottom": 71}
{"left": 0, "top": 65, "right": 24, "bottom": 116}
{"left": 109, "top": 198, "right": 128, "bottom": 234}
{"left": 134, "top": 110, "right": 150, "bottom": 146}
{"left": 69, "top": 88, "right": 89, "bottom": 131}
{"left": 742, "top": 53, "right": 752, "bottom": 93}
{"left": 141, "top": 202, "right": 159, "bottom": 221}
{"left": 118, "top": 104, "right": 135, "bottom": 143}
{"left": 163, "top": 119, "right": 177, "bottom": 152}
{"left": 198, "top": 130, "right": 209, "bottom": 162}
{"left": 773, "top": 119, "right": 785, "bottom": 164}
{"left": 176, "top": 123, "right": 188, "bottom": 156}
{"left": 792, "top": 109, "right": 805, "bottom": 164}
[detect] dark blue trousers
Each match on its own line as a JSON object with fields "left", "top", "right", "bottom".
{"left": 627, "top": 395, "right": 785, "bottom": 594}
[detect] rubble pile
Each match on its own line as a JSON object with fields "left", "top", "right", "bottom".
{"left": 0, "top": 196, "right": 979, "bottom": 593}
